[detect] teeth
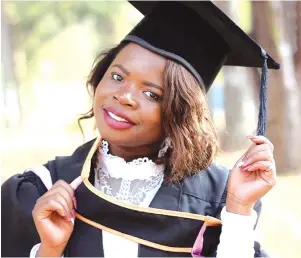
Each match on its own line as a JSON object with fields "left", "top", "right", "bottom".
{"left": 108, "top": 111, "right": 129, "bottom": 122}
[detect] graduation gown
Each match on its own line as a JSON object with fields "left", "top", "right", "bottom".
{"left": 1, "top": 139, "right": 268, "bottom": 257}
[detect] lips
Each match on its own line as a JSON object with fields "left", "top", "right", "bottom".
{"left": 107, "top": 110, "right": 129, "bottom": 123}
{"left": 104, "top": 107, "right": 135, "bottom": 124}
{"left": 103, "top": 107, "right": 136, "bottom": 130}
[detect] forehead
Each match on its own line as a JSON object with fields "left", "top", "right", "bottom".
{"left": 112, "top": 43, "right": 166, "bottom": 75}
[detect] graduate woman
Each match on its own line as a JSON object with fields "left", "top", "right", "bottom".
{"left": 2, "top": 1, "right": 279, "bottom": 257}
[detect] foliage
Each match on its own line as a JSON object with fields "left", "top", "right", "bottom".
{"left": 3, "top": 1, "right": 136, "bottom": 78}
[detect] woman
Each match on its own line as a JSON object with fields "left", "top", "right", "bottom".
{"left": 2, "top": 1, "right": 278, "bottom": 257}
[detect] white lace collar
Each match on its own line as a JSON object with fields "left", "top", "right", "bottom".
{"left": 94, "top": 140, "right": 165, "bottom": 206}
{"left": 98, "top": 140, "right": 165, "bottom": 180}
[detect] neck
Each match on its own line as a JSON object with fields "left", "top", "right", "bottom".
{"left": 106, "top": 141, "right": 161, "bottom": 162}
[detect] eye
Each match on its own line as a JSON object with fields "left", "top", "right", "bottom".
{"left": 144, "top": 91, "right": 160, "bottom": 101}
{"left": 111, "top": 73, "right": 123, "bottom": 82}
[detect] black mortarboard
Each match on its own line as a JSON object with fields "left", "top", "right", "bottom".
{"left": 122, "top": 1, "right": 281, "bottom": 137}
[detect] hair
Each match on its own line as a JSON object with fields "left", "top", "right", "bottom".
{"left": 79, "top": 42, "right": 218, "bottom": 182}
{"left": 162, "top": 60, "right": 218, "bottom": 181}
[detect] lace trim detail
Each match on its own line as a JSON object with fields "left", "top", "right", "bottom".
{"left": 101, "top": 140, "right": 154, "bottom": 166}
{"left": 95, "top": 161, "right": 164, "bottom": 205}
{"left": 94, "top": 141, "right": 164, "bottom": 205}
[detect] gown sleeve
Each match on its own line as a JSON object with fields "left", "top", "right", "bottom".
{"left": 1, "top": 171, "right": 48, "bottom": 257}
{"left": 209, "top": 199, "right": 269, "bottom": 257}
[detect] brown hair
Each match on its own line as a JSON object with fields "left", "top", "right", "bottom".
{"left": 162, "top": 60, "right": 218, "bottom": 181}
{"left": 80, "top": 43, "right": 218, "bottom": 182}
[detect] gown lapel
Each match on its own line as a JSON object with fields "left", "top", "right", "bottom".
{"left": 149, "top": 180, "right": 182, "bottom": 211}
{"left": 138, "top": 180, "right": 191, "bottom": 257}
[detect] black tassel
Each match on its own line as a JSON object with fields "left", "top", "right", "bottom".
{"left": 256, "top": 49, "right": 268, "bottom": 136}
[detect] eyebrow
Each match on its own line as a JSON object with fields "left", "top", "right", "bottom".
{"left": 112, "top": 63, "right": 163, "bottom": 92}
{"left": 112, "top": 64, "right": 130, "bottom": 76}
{"left": 143, "top": 81, "right": 164, "bottom": 92}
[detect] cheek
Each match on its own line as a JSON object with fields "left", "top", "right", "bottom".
{"left": 142, "top": 105, "right": 162, "bottom": 132}
{"left": 93, "top": 86, "right": 101, "bottom": 111}
{"left": 93, "top": 79, "right": 113, "bottom": 106}
{"left": 93, "top": 84, "right": 106, "bottom": 118}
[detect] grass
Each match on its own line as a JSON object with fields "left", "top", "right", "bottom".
{"left": 1, "top": 131, "right": 301, "bottom": 257}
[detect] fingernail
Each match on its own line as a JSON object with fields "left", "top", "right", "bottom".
{"left": 72, "top": 209, "right": 75, "bottom": 218}
{"left": 73, "top": 197, "right": 77, "bottom": 210}
{"left": 247, "top": 134, "right": 257, "bottom": 138}
{"left": 236, "top": 161, "right": 245, "bottom": 167}
{"left": 70, "top": 217, "right": 74, "bottom": 224}
{"left": 70, "top": 176, "right": 83, "bottom": 191}
{"left": 241, "top": 165, "right": 252, "bottom": 171}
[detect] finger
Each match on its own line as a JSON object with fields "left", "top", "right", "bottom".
{"left": 73, "top": 197, "right": 77, "bottom": 210}
{"left": 242, "top": 150, "right": 274, "bottom": 168}
{"left": 41, "top": 193, "right": 73, "bottom": 220}
{"left": 242, "top": 161, "right": 276, "bottom": 186}
{"left": 247, "top": 135, "right": 274, "bottom": 150}
{"left": 242, "top": 144, "right": 271, "bottom": 162}
{"left": 70, "top": 176, "right": 83, "bottom": 191}
{"left": 41, "top": 186, "right": 74, "bottom": 213}
{"left": 235, "top": 142, "right": 256, "bottom": 168}
{"left": 51, "top": 192, "right": 73, "bottom": 219}
{"left": 33, "top": 198, "right": 67, "bottom": 220}
{"left": 241, "top": 160, "right": 274, "bottom": 172}
{"left": 52, "top": 180, "right": 75, "bottom": 198}
{"left": 53, "top": 186, "right": 74, "bottom": 213}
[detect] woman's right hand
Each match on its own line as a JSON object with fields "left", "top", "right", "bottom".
{"left": 32, "top": 176, "right": 82, "bottom": 256}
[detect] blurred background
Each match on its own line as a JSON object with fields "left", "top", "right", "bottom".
{"left": 1, "top": 1, "right": 301, "bottom": 257}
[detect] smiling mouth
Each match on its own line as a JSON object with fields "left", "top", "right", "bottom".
{"left": 107, "top": 111, "right": 129, "bottom": 123}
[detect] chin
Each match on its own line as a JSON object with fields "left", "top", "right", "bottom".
{"left": 97, "top": 124, "right": 133, "bottom": 145}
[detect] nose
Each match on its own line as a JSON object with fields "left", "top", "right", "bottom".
{"left": 114, "top": 90, "right": 138, "bottom": 109}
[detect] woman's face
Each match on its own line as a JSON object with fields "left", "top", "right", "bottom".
{"left": 93, "top": 43, "right": 166, "bottom": 152}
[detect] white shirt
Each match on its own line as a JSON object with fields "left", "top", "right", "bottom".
{"left": 30, "top": 141, "right": 257, "bottom": 257}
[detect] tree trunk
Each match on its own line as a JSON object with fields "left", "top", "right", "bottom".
{"left": 251, "top": 1, "right": 286, "bottom": 172}
{"left": 1, "top": 2, "right": 22, "bottom": 128}
{"left": 272, "top": 1, "right": 301, "bottom": 171}
{"left": 216, "top": 1, "right": 256, "bottom": 151}
{"left": 294, "top": 2, "right": 301, "bottom": 87}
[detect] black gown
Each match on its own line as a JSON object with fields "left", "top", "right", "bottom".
{"left": 1, "top": 139, "right": 268, "bottom": 257}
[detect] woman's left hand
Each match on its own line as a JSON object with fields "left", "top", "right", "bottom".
{"left": 226, "top": 135, "right": 277, "bottom": 215}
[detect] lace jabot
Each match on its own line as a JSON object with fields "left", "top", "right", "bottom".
{"left": 94, "top": 140, "right": 165, "bottom": 206}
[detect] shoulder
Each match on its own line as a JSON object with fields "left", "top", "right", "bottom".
{"left": 182, "top": 163, "right": 230, "bottom": 203}
{"left": 2, "top": 171, "right": 48, "bottom": 201}
{"left": 1, "top": 172, "right": 47, "bottom": 256}
{"left": 2, "top": 138, "right": 96, "bottom": 196}
{"left": 1, "top": 139, "right": 97, "bottom": 256}
{"left": 1, "top": 171, "right": 47, "bottom": 240}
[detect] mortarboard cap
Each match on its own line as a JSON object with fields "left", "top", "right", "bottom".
{"left": 123, "top": 1, "right": 281, "bottom": 136}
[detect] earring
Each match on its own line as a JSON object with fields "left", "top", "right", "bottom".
{"left": 158, "top": 138, "right": 172, "bottom": 158}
